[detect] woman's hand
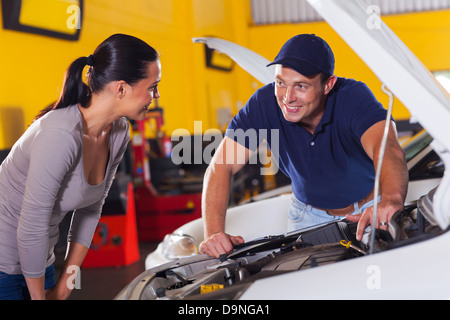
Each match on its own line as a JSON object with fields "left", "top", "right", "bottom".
{"left": 45, "top": 276, "right": 74, "bottom": 300}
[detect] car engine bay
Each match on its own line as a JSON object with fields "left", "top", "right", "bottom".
{"left": 124, "top": 186, "right": 445, "bottom": 300}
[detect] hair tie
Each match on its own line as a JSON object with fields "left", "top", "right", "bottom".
{"left": 86, "top": 54, "right": 94, "bottom": 67}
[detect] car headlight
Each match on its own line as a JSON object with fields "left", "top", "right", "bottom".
{"left": 161, "top": 233, "right": 199, "bottom": 260}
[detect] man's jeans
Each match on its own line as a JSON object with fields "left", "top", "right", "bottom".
{"left": 287, "top": 193, "right": 379, "bottom": 235}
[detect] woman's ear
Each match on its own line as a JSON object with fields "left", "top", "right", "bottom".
{"left": 115, "top": 80, "right": 128, "bottom": 99}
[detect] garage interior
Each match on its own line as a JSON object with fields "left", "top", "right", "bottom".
{"left": 0, "top": 0, "right": 449, "bottom": 300}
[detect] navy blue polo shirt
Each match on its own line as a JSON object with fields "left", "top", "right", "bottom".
{"left": 226, "top": 77, "right": 388, "bottom": 209}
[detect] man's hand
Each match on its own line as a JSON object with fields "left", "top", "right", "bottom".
{"left": 199, "top": 232, "right": 245, "bottom": 258}
{"left": 346, "top": 199, "right": 403, "bottom": 241}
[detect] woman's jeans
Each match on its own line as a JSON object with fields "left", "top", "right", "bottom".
{"left": 0, "top": 264, "right": 56, "bottom": 300}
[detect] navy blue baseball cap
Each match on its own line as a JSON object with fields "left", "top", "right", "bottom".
{"left": 267, "top": 34, "right": 335, "bottom": 76}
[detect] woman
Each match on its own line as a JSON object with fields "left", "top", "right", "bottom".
{"left": 0, "top": 34, "right": 161, "bottom": 300}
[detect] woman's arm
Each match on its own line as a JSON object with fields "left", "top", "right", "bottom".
{"left": 19, "top": 128, "right": 78, "bottom": 299}
{"left": 25, "top": 277, "right": 46, "bottom": 300}
{"left": 24, "top": 242, "right": 88, "bottom": 300}
{"left": 46, "top": 242, "right": 88, "bottom": 300}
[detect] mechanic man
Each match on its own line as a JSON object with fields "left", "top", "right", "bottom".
{"left": 199, "top": 34, "right": 408, "bottom": 258}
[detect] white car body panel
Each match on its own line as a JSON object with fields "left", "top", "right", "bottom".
{"left": 180, "top": 194, "right": 289, "bottom": 243}
{"left": 241, "top": 231, "right": 450, "bottom": 299}
{"left": 406, "top": 178, "right": 440, "bottom": 204}
{"left": 145, "top": 194, "right": 291, "bottom": 268}
{"left": 405, "top": 144, "right": 441, "bottom": 204}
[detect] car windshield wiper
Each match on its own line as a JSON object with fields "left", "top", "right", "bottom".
{"left": 219, "top": 234, "right": 303, "bottom": 262}
{"left": 232, "top": 235, "right": 286, "bottom": 250}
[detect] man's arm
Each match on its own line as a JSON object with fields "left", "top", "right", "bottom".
{"left": 347, "top": 120, "right": 408, "bottom": 240}
{"left": 199, "top": 137, "right": 252, "bottom": 258}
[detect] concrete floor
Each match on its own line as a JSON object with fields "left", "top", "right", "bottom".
{"left": 54, "top": 242, "right": 158, "bottom": 300}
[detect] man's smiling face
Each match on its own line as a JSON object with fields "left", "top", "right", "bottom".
{"left": 274, "top": 65, "right": 335, "bottom": 132}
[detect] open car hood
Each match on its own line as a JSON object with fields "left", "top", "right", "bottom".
{"left": 193, "top": 0, "right": 450, "bottom": 229}
{"left": 192, "top": 37, "right": 275, "bottom": 85}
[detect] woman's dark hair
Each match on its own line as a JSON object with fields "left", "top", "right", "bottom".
{"left": 35, "top": 33, "right": 159, "bottom": 120}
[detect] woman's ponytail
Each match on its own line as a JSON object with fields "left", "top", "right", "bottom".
{"left": 34, "top": 56, "right": 91, "bottom": 121}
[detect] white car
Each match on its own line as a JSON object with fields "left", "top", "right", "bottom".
{"left": 116, "top": 0, "right": 450, "bottom": 300}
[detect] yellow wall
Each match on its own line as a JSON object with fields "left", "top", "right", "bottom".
{"left": 0, "top": 0, "right": 199, "bottom": 148}
{"left": 0, "top": 1, "right": 449, "bottom": 150}
{"left": 0, "top": 0, "right": 252, "bottom": 149}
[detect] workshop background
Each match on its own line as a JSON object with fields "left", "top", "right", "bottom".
{"left": 0, "top": 0, "right": 449, "bottom": 299}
